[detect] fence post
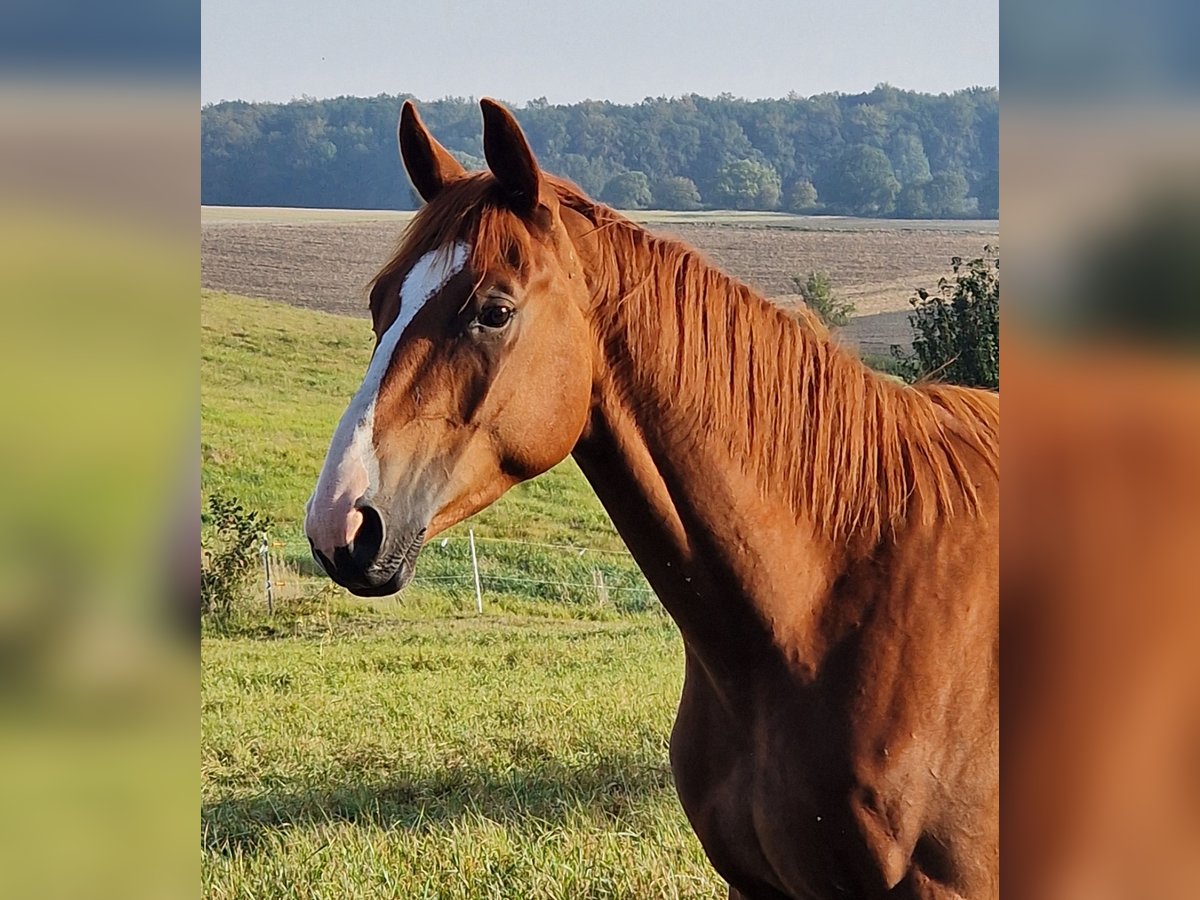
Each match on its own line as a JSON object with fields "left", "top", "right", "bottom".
{"left": 259, "top": 535, "right": 273, "bottom": 615}
{"left": 592, "top": 568, "right": 608, "bottom": 607}
{"left": 469, "top": 528, "right": 483, "bottom": 614}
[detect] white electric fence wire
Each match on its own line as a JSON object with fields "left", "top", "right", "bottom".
{"left": 260, "top": 532, "right": 655, "bottom": 608}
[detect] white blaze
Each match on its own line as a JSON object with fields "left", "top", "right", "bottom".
{"left": 305, "top": 241, "right": 470, "bottom": 556}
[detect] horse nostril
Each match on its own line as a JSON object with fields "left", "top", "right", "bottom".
{"left": 349, "top": 503, "right": 385, "bottom": 571}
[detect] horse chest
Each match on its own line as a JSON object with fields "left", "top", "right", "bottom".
{"left": 669, "top": 674, "right": 870, "bottom": 899}
{"left": 670, "top": 665, "right": 932, "bottom": 899}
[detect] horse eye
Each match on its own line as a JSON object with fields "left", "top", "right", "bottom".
{"left": 478, "top": 304, "right": 514, "bottom": 330}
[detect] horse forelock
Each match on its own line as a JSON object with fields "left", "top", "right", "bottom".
{"left": 370, "top": 174, "right": 557, "bottom": 324}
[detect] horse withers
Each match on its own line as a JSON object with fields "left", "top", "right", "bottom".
{"left": 304, "top": 99, "right": 1000, "bottom": 899}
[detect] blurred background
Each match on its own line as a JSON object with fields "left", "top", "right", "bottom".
{"left": 0, "top": 1, "right": 197, "bottom": 897}
{"left": 1004, "top": 1, "right": 1200, "bottom": 897}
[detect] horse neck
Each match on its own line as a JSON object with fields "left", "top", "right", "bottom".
{"left": 563, "top": 212, "right": 998, "bottom": 679}
{"left": 569, "top": 224, "right": 853, "bottom": 670}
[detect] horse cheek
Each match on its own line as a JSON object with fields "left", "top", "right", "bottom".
{"left": 499, "top": 345, "right": 590, "bottom": 480}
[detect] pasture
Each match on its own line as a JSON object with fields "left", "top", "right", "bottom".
{"left": 202, "top": 609, "right": 718, "bottom": 898}
{"left": 201, "top": 291, "right": 721, "bottom": 897}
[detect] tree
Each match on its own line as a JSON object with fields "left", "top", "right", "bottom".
{"left": 815, "top": 144, "right": 900, "bottom": 216}
{"left": 602, "top": 171, "right": 652, "bottom": 209}
{"left": 891, "top": 248, "right": 999, "bottom": 389}
{"left": 888, "top": 132, "right": 932, "bottom": 185}
{"left": 713, "top": 158, "right": 782, "bottom": 210}
{"left": 556, "top": 153, "right": 625, "bottom": 198}
{"left": 201, "top": 89, "right": 999, "bottom": 216}
{"left": 783, "top": 179, "right": 819, "bottom": 213}
{"left": 791, "top": 271, "right": 856, "bottom": 328}
{"left": 895, "top": 180, "right": 930, "bottom": 218}
{"left": 975, "top": 168, "right": 999, "bottom": 218}
{"left": 845, "top": 103, "right": 890, "bottom": 148}
{"left": 652, "top": 175, "right": 702, "bottom": 210}
{"left": 925, "top": 171, "right": 973, "bottom": 218}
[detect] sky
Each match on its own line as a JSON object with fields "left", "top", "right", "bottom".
{"left": 202, "top": 0, "right": 997, "bottom": 106}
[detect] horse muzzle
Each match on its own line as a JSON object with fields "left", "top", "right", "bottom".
{"left": 309, "top": 503, "right": 426, "bottom": 596}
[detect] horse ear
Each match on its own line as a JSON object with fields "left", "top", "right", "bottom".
{"left": 480, "top": 98, "right": 544, "bottom": 217}
{"left": 398, "top": 100, "right": 466, "bottom": 203}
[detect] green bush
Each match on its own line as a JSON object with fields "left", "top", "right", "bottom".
{"left": 892, "top": 247, "right": 999, "bottom": 389}
{"left": 792, "top": 271, "right": 856, "bottom": 328}
{"left": 202, "top": 494, "right": 271, "bottom": 625}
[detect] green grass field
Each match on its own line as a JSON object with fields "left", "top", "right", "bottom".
{"left": 201, "top": 291, "right": 722, "bottom": 897}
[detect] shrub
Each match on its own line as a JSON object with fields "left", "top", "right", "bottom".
{"left": 891, "top": 247, "right": 999, "bottom": 389}
{"left": 202, "top": 494, "right": 271, "bottom": 624}
{"left": 792, "top": 271, "right": 856, "bottom": 328}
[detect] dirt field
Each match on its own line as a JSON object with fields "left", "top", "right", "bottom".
{"left": 201, "top": 206, "right": 998, "bottom": 354}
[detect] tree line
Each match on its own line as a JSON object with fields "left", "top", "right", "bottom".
{"left": 202, "top": 85, "right": 998, "bottom": 217}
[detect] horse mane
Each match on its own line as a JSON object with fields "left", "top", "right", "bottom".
{"left": 373, "top": 174, "right": 1000, "bottom": 548}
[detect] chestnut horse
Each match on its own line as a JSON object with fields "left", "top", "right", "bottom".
{"left": 305, "top": 99, "right": 999, "bottom": 899}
